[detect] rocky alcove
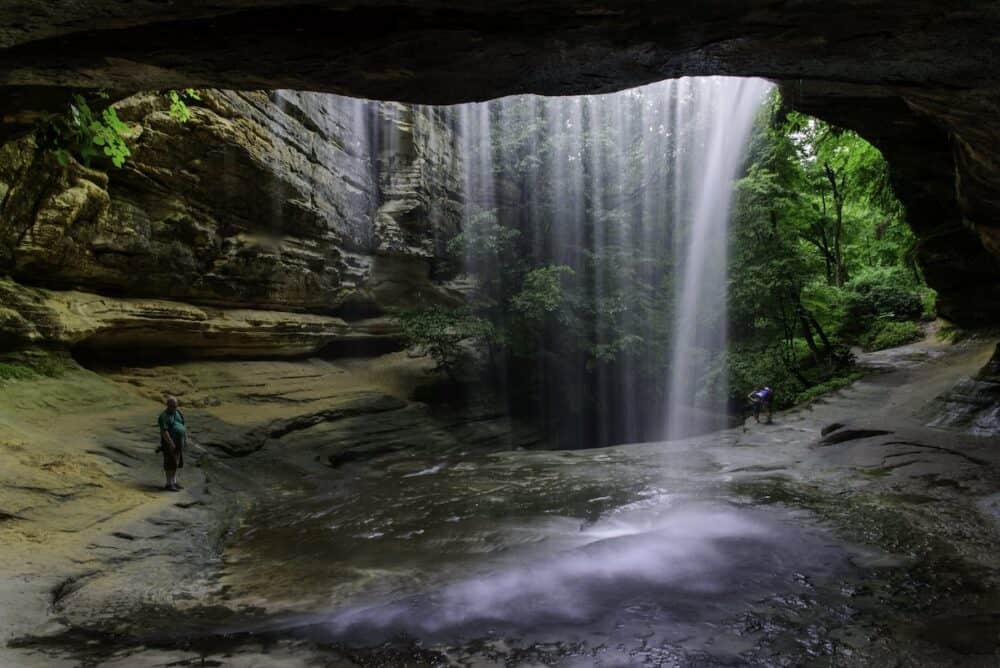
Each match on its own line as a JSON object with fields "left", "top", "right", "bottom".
{"left": 2, "top": 4, "right": 1000, "bottom": 666}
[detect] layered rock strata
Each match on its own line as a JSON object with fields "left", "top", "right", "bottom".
{"left": 929, "top": 343, "right": 1000, "bottom": 435}
{"left": 0, "top": 90, "right": 463, "bottom": 357}
{"left": 0, "top": 279, "right": 400, "bottom": 358}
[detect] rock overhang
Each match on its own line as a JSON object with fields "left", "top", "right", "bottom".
{"left": 1, "top": 0, "right": 999, "bottom": 324}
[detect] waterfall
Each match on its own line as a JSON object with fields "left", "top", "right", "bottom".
{"left": 451, "top": 77, "right": 771, "bottom": 446}
{"left": 663, "top": 78, "right": 774, "bottom": 440}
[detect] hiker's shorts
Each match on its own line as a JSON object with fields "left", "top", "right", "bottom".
{"left": 161, "top": 437, "right": 184, "bottom": 470}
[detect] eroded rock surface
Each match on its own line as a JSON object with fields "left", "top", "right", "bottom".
{"left": 0, "top": 88, "right": 468, "bottom": 359}
{"left": 0, "top": 278, "right": 403, "bottom": 358}
{"left": 3, "top": 335, "right": 999, "bottom": 666}
{"left": 0, "top": 90, "right": 462, "bottom": 324}
{"left": 929, "top": 342, "right": 1000, "bottom": 435}
{"left": 0, "top": 349, "right": 539, "bottom": 661}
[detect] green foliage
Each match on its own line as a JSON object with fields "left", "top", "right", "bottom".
{"left": 722, "top": 341, "right": 864, "bottom": 409}
{"left": 920, "top": 288, "right": 938, "bottom": 320}
{"left": 0, "top": 363, "right": 35, "bottom": 381}
{"left": 37, "top": 89, "right": 201, "bottom": 169}
{"left": 794, "top": 371, "right": 866, "bottom": 404}
{"left": 446, "top": 209, "right": 520, "bottom": 261}
{"left": 89, "top": 107, "right": 131, "bottom": 167}
{"left": 396, "top": 306, "right": 493, "bottom": 380}
{"left": 510, "top": 266, "right": 574, "bottom": 322}
{"left": 0, "top": 349, "right": 72, "bottom": 381}
{"left": 38, "top": 94, "right": 132, "bottom": 168}
{"left": 841, "top": 267, "right": 924, "bottom": 337}
{"left": 590, "top": 334, "right": 644, "bottom": 364}
{"left": 720, "top": 343, "right": 804, "bottom": 410}
{"left": 440, "top": 207, "right": 579, "bottom": 365}
{"left": 860, "top": 320, "right": 923, "bottom": 351}
{"left": 800, "top": 280, "right": 847, "bottom": 337}
{"left": 729, "top": 92, "right": 925, "bottom": 406}
{"left": 447, "top": 88, "right": 929, "bottom": 429}
{"left": 408, "top": 87, "right": 930, "bottom": 438}
{"left": 166, "top": 88, "right": 202, "bottom": 123}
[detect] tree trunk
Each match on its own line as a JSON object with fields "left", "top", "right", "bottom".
{"left": 805, "top": 309, "right": 834, "bottom": 362}
{"left": 784, "top": 362, "right": 811, "bottom": 389}
{"left": 824, "top": 162, "right": 848, "bottom": 286}
{"left": 798, "top": 308, "right": 822, "bottom": 366}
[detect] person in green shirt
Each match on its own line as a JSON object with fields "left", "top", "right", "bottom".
{"left": 157, "top": 396, "right": 187, "bottom": 491}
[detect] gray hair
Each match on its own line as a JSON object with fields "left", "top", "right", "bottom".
{"left": 165, "top": 395, "right": 179, "bottom": 406}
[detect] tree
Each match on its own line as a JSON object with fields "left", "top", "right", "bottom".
{"left": 396, "top": 306, "right": 493, "bottom": 382}
{"left": 726, "top": 92, "right": 924, "bottom": 407}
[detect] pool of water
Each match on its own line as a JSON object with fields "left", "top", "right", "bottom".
{"left": 217, "top": 444, "right": 859, "bottom": 663}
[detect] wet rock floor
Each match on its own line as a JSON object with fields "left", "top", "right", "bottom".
{"left": 3, "top": 339, "right": 1000, "bottom": 666}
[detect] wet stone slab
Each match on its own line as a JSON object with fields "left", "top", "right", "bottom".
{"left": 7, "top": 339, "right": 1000, "bottom": 666}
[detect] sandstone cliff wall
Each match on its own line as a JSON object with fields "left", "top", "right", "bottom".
{"left": 0, "top": 90, "right": 464, "bottom": 357}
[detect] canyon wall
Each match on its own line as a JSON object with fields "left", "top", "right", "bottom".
{"left": 0, "top": 90, "right": 464, "bottom": 357}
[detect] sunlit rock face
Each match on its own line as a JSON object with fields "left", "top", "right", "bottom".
{"left": 2, "top": 1, "right": 998, "bottom": 324}
{"left": 0, "top": 90, "right": 462, "bottom": 355}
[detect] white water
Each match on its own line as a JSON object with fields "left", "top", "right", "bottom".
{"left": 321, "top": 501, "right": 837, "bottom": 643}
{"left": 663, "top": 78, "right": 773, "bottom": 440}
{"left": 270, "top": 81, "right": 770, "bottom": 445}
{"left": 454, "top": 78, "right": 772, "bottom": 444}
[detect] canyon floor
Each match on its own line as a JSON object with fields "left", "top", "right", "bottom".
{"left": 1, "top": 332, "right": 999, "bottom": 666}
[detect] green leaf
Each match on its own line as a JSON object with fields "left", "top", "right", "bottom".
{"left": 167, "top": 90, "right": 193, "bottom": 123}
{"left": 37, "top": 94, "right": 133, "bottom": 168}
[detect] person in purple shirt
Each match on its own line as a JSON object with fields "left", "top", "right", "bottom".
{"left": 748, "top": 386, "right": 774, "bottom": 424}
